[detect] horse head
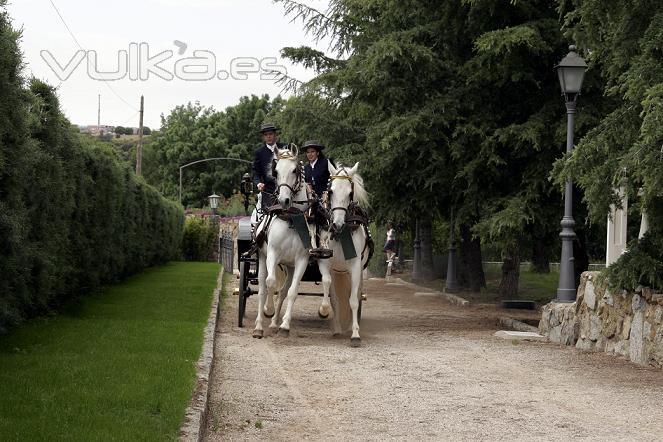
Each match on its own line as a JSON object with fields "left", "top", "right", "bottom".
{"left": 328, "top": 161, "right": 360, "bottom": 232}
{"left": 274, "top": 145, "right": 302, "bottom": 209}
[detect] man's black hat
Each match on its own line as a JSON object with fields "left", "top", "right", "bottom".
{"left": 259, "top": 123, "right": 279, "bottom": 133}
{"left": 302, "top": 140, "right": 325, "bottom": 151}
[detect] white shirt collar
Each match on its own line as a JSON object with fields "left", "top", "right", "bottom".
{"left": 310, "top": 158, "right": 318, "bottom": 168}
{"left": 266, "top": 143, "right": 276, "bottom": 152}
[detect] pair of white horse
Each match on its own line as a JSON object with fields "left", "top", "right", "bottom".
{"left": 252, "top": 147, "right": 370, "bottom": 347}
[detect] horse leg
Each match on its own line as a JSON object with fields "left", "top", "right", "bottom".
{"left": 278, "top": 258, "right": 307, "bottom": 335}
{"left": 318, "top": 259, "right": 332, "bottom": 319}
{"left": 329, "top": 277, "right": 343, "bottom": 336}
{"left": 270, "top": 267, "right": 292, "bottom": 329}
{"left": 349, "top": 260, "right": 363, "bottom": 347}
{"left": 260, "top": 250, "right": 279, "bottom": 333}
{"left": 264, "top": 265, "right": 283, "bottom": 318}
{"left": 264, "top": 292, "right": 275, "bottom": 318}
{"left": 252, "top": 251, "right": 268, "bottom": 338}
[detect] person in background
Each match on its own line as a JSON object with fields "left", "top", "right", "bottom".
{"left": 384, "top": 222, "right": 397, "bottom": 264}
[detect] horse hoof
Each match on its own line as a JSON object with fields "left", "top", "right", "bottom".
{"left": 318, "top": 311, "right": 329, "bottom": 319}
{"left": 350, "top": 337, "right": 361, "bottom": 348}
{"left": 252, "top": 329, "right": 264, "bottom": 339}
{"left": 278, "top": 328, "right": 290, "bottom": 337}
{"left": 264, "top": 312, "right": 274, "bottom": 319}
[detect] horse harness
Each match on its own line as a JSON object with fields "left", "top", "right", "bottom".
{"left": 327, "top": 171, "right": 374, "bottom": 269}
{"left": 249, "top": 155, "right": 314, "bottom": 251}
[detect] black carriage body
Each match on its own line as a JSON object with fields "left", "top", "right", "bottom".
{"left": 237, "top": 217, "right": 255, "bottom": 267}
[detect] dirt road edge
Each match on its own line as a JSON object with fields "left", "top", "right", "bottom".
{"left": 179, "top": 267, "right": 224, "bottom": 442}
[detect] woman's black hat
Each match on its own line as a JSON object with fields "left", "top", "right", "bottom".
{"left": 302, "top": 140, "right": 325, "bottom": 151}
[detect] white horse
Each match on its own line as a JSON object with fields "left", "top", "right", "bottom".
{"left": 322, "top": 161, "right": 371, "bottom": 347}
{"left": 252, "top": 147, "right": 333, "bottom": 338}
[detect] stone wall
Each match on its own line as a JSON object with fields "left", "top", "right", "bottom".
{"left": 540, "top": 272, "right": 663, "bottom": 368}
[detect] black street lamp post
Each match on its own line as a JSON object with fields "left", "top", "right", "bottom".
{"left": 555, "top": 45, "right": 587, "bottom": 302}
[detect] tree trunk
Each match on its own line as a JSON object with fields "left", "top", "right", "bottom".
{"left": 531, "top": 238, "right": 550, "bottom": 273}
{"left": 458, "top": 223, "right": 486, "bottom": 291}
{"left": 499, "top": 245, "right": 520, "bottom": 298}
{"left": 419, "top": 217, "right": 434, "bottom": 281}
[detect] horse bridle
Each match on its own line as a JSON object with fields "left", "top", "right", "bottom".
{"left": 328, "top": 168, "right": 354, "bottom": 216}
{"left": 274, "top": 152, "right": 311, "bottom": 205}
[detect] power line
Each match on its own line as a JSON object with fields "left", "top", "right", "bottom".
{"left": 117, "top": 111, "right": 140, "bottom": 127}
{"left": 48, "top": 0, "right": 139, "bottom": 112}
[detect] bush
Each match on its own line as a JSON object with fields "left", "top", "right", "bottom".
{"left": 0, "top": 21, "right": 184, "bottom": 332}
{"left": 181, "top": 217, "right": 218, "bottom": 262}
{"left": 604, "top": 232, "right": 663, "bottom": 292}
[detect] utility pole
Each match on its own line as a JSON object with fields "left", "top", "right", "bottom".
{"left": 136, "top": 95, "right": 144, "bottom": 176}
{"left": 97, "top": 94, "right": 101, "bottom": 133}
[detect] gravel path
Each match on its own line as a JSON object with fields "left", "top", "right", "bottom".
{"left": 204, "top": 277, "right": 663, "bottom": 441}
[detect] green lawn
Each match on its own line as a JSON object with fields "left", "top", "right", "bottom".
{"left": 406, "top": 263, "right": 559, "bottom": 304}
{"left": 0, "top": 261, "right": 220, "bottom": 441}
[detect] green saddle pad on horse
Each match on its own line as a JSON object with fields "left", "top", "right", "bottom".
{"left": 338, "top": 225, "right": 357, "bottom": 260}
{"left": 289, "top": 212, "right": 312, "bottom": 249}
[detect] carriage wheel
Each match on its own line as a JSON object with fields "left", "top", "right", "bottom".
{"left": 238, "top": 261, "right": 249, "bottom": 327}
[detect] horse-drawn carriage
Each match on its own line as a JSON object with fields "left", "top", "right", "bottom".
{"left": 236, "top": 148, "right": 372, "bottom": 346}
{"left": 235, "top": 214, "right": 362, "bottom": 327}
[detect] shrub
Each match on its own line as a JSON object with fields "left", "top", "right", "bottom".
{"left": 181, "top": 217, "right": 218, "bottom": 262}
{"left": 0, "top": 17, "right": 184, "bottom": 331}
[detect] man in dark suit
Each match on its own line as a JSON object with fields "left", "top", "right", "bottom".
{"left": 252, "top": 123, "right": 286, "bottom": 193}
{"left": 252, "top": 123, "right": 286, "bottom": 211}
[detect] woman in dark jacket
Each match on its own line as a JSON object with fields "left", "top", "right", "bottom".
{"left": 303, "top": 140, "right": 330, "bottom": 196}
{"left": 303, "top": 140, "right": 332, "bottom": 259}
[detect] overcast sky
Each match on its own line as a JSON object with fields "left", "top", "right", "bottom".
{"left": 6, "top": 0, "right": 329, "bottom": 128}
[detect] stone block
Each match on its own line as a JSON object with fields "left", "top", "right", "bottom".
{"left": 589, "top": 315, "right": 602, "bottom": 341}
{"left": 548, "top": 326, "right": 562, "bottom": 343}
{"left": 632, "top": 293, "right": 646, "bottom": 313}
{"left": 655, "top": 306, "right": 663, "bottom": 324}
{"left": 549, "top": 312, "right": 561, "bottom": 328}
{"left": 615, "top": 340, "right": 630, "bottom": 358}
{"left": 576, "top": 337, "right": 594, "bottom": 351}
{"left": 630, "top": 310, "right": 645, "bottom": 364}
{"left": 602, "top": 290, "right": 614, "bottom": 306}
{"left": 585, "top": 279, "right": 597, "bottom": 310}
{"left": 621, "top": 316, "right": 632, "bottom": 340}
{"left": 494, "top": 331, "right": 547, "bottom": 342}
{"left": 602, "top": 311, "right": 620, "bottom": 339}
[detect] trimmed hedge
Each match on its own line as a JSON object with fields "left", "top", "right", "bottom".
{"left": 0, "top": 8, "right": 183, "bottom": 330}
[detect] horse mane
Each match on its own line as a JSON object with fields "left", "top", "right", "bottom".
{"left": 336, "top": 163, "right": 370, "bottom": 208}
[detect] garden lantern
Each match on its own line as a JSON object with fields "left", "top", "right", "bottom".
{"left": 555, "top": 45, "right": 587, "bottom": 97}
{"left": 208, "top": 193, "right": 220, "bottom": 214}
